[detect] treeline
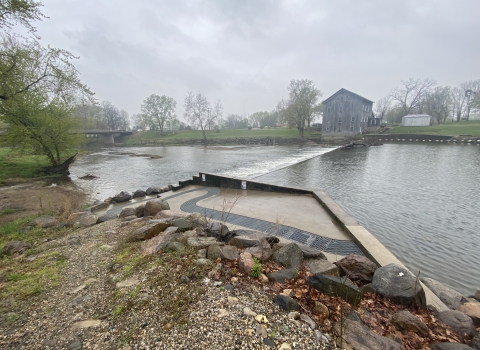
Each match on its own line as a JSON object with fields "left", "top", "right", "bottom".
{"left": 376, "top": 78, "right": 480, "bottom": 125}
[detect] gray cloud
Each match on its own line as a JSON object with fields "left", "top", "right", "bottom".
{"left": 36, "top": 0, "right": 479, "bottom": 119}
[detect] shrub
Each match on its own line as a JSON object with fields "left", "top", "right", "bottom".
{"left": 250, "top": 258, "right": 262, "bottom": 278}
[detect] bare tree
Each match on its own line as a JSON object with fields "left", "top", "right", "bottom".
{"left": 460, "top": 80, "right": 480, "bottom": 121}
{"left": 450, "top": 87, "right": 466, "bottom": 122}
{"left": 101, "top": 101, "right": 122, "bottom": 130}
{"left": 423, "top": 86, "right": 452, "bottom": 124}
{"left": 390, "top": 78, "right": 437, "bottom": 116}
{"left": 206, "top": 99, "right": 223, "bottom": 131}
{"left": 183, "top": 91, "right": 210, "bottom": 143}
{"left": 119, "top": 109, "right": 129, "bottom": 130}
{"left": 374, "top": 96, "right": 391, "bottom": 120}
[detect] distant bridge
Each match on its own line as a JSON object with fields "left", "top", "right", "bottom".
{"left": 83, "top": 130, "right": 133, "bottom": 145}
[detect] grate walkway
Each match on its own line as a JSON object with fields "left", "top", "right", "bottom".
{"left": 179, "top": 187, "right": 363, "bottom": 256}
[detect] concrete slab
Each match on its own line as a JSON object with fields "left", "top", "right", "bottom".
{"left": 197, "top": 188, "right": 350, "bottom": 240}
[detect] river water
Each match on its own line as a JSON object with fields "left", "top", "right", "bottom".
{"left": 70, "top": 143, "right": 480, "bottom": 295}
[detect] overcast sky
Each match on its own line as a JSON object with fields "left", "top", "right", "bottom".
{"left": 34, "top": 0, "right": 479, "bottom": 120}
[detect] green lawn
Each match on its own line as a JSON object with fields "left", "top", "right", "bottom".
{"left": 389, "top": 121, "right": 480, "bottom": 137}
{"left": 125, "top": 127, "right": 308, "bottom": 145}
{"left": 0, "top": 148, "right": 50, "bottom": 183}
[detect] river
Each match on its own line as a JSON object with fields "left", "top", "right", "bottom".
{"left": 70, "top": 143, "right": 480, "bottom": 295}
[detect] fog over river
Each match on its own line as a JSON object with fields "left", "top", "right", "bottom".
{"left": 70, "top": 143, "right": 480, "bottom": 295}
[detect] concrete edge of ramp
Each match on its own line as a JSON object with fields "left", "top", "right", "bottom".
{"left": 312, "top": 190, "right": 448, "bottom": 312}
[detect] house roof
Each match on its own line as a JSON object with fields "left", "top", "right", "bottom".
{"left": 322, "top": 88, "right": 374, "bottom": 104}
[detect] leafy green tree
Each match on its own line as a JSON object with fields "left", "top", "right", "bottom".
{"left": 0, "top": 33, "right": 93, "bottom": 166}
{"left": 279, "top": 79, "right": 322, "bottom": 137}
{"left": 0, "top": 0, "right": 45, "bottom": 32}
{"left": 141, "top": 94, "right": 176, "bottom": 132}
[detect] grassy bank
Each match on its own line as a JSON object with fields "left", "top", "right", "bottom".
{"left": 389, "top": 120, "right": 480, "bottom": 137}
{"left": 124, "top": 127, "right": 311, "bottom": 145}
{"left": 0, "top": 148, "right": 50, "bottom": 183}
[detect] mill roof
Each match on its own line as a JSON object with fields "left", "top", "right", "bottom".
{"left": 322, "top": 88, "right": 374, "bottom": 104}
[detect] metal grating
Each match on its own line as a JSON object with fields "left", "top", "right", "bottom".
{"left": 180, "top": 187, "right": 364, "bottom": 256}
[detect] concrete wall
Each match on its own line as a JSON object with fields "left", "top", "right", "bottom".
{"left": 401, "top": 115, "right": 431, "bottom": 126}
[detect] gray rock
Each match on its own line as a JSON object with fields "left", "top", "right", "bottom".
{"left": 2, "top": 241, "right": 30, "bottom": 255}
{"left": 299, "top": 245, "right": 326, "bottom": 259}
{"left": 263, "top": 338, "right": 275, "bottom": 348}
{"left": 391, "top": 310, "right": 429, "bottom": 337}
{"left": 307, "top": 274, "right": 362, "bottom": 306}
{"left": 300, "top": 314, "right": 316, "bottom": 329}
{"left": 256, "top": 323, "right": 268, "bottom": 338}
{"left": 335, "top": 254, "right": 378, "bottom": 282}
{"left": 267, "top": 269, "right": 298, "bottom": 283}
{"left": 112, "top": 191, "right": 132, "bottom": 203}
{"left": 146, "top": 186, "right": 162, "bottom": 195}
{"left": 457, "top": 302, "right": 480, "bottom": 327}
{"left": 341, "top": 319, "right": 402, "bottom": 350}
{"left": 66, "top": 212, "right": 88, "bottom": 225}
{"left": 135, "top": 204, "right": 145, "bottom": 217}
{"left": 164, "top": 242, "right": 185, "bottom": 253}
{"left": 97, "top": 212, "right": 117, "bottom": 223}
{"left": 28, "top": 215, "right": 56, "bottom": 228}
{"left": 121, "top": 215, "right": 137, "bottom": 222}
{"left": 144, "top": 200, "right": 164, "bottom": 217}
{"left": 133, "top": 189, "right": 147, "bottom": 198}
{"left": 170, "top": 218, "right": 194, "bottom": 232}
{"left": 119, "top": 207, "right": 137, "bottom": 218}
{"left": 431, "top": 343, "right": 474, "bottom": 350}
{"left": 186, "top": 237, "right": 218, "bottom": 249}
{"left": 273, "top": 243, "right": 303, "bottom": 269}
{"left": 475, "top": 290, "right": 480, "bottom": 302}
{"left": 73, "top": 214, "right": 98, "bottom": 228}
{"left": 89, "top": 201, "right": 109, "bottom": 212}
{"left": 306, "top": 259, "right": 339, "bottom": 276}
{"left": 246, "top": 240, "right": 272, "bottom": 262}
{"left": 228, "top": 236, "right": 261, "bottom": 248}
{"left": 67, "top": 339, "right": 82, "bottom": 350}
{"left": 372, "top": 263, "right": 425, "bottom": 307}
{"left": 437, "top": 310, "right": 476, "bottom": 338}
{"left": 207, "top": 245, "right": 239, "bottom": 261}
{"left": 471, "top": 333, "right": 480, "bottom": 350}
{"left": 361, "top": 283, "right": 376, "bottom": 294}
{"left": 127, "top": 221, "right": 170, "bottom": 242}
{"left": 421, "top": 277, "right": 466, "bottom": 310}
{"left": 206, "top": 222, "right": 235, "bottom": 242}
{"left": 194, "top": 258, "right": 213, "bottom": 266}
{"left": 273, "top": 295, "right": 300, "bottom": 312}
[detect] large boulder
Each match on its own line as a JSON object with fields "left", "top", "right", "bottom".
{"left": 112, "top": 191, "right": 132, "bottom": 203}
{"left": 246, "top": 239, "right": 272, "bottom": 262}
{"left": 119, "top": 207, "right": 137, "bottom": 218}
{"left": 306, "top": 259, "right": 339, "bottom": 277}
{"left": 299, "top": 245, "right": 326, "bottom": 259}
{"left": 437, "top": 310, "right": 476, "bottom": 339}
{"left": 186, "top": 237, "right": 218, "bottom": 249}
{"left": 28, "top": 215, "right": 56, "bottom": 228}
{"left": 391, "top": 310, "right": 429, "bottom": 337}
{"left": 66, "top": 212, "right": 88, "bottom": 226}
{"left": 97, "top": 212, "right": 117, "bottom": 223}
{"left": 335, "top": 254, "right": 378, "bottom": 282}
{"left": 267, "top": 268, "right": 298, "bottom": 283}
{"left": 273, "top": 243, "right": 303, "bottom": 269}
{"left": 73, "top": 214, "right": 98, "bottom": 228}
{"left": 205, "top": 222, "right": 235, "bottom": 242}
{"left": 2, "top": 241, "right": 30, "bottom": 255}
{"left": 228, "top": 236, "right": 261, "bottom": 248}
{"left": 421, "top": 277, "right": 466, "bottom": 310}
{"left": 135, "top": 204, "right": 145, "bottom": 218}
{"left": 207, "top": 245, "right": 239, "bottom": 261}
{"left": 307, "top": 274, "right": 362, "bottom": 306}
{"left": 145, "top": 187, "right": 161, "bottom": 195}
{"left": 471, "top": 334, "right": 480, "bottom": 350}
{"left": 170, "top": 218, "right": 194, "bottom": 232}
{"left": 127, "top": 221, "right": 170, "bottom": 242}
{"left": 142, "top": 232, "right": 171, "bottom": 255}
{"left": 372, "top": 263, "right": 425, "bottom": 307}
{"left": 457, "top": 302, "right": 480, "bottom": 327}
{"left": 144, "top": 199, "right": 170, "bottom": 217}
{"left": 341, "top": 319, "right": 402, "bottom": 350}
{"left": 154, "top": 210, "right": 188, "bottom": 219}
{"left": 132, "top": 189, "right": 147, "bottom": 198}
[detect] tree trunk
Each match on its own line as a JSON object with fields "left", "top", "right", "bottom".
{"left": 41, "top": 153, "right": 77, "bottom": 176}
